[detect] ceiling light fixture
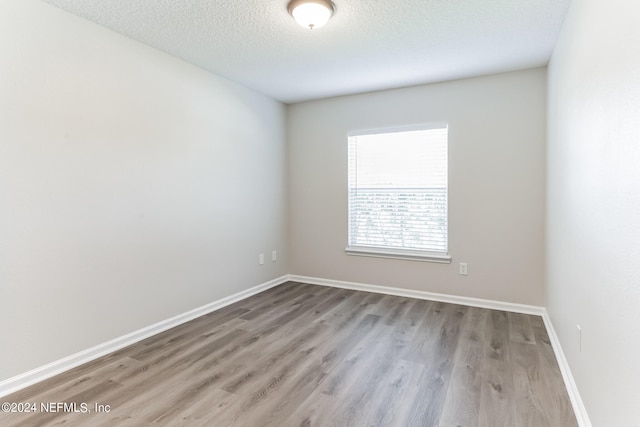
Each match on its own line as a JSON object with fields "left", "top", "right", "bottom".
{"left": 288, "top": 0, "right": 335, "bottom": 30}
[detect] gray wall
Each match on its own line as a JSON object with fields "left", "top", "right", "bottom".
{"left": 287, "top": 68, "right": 547, "bottom": 305}
{"left": 547, "top": 0, "right": 640, "bottom": 425}
{"left": 0, "top": 0, "right": 288, "bottom": 381}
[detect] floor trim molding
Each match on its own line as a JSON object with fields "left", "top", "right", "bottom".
{"left": 289, "top": 274, "right": 545, "bottom": 316}
{"left": 541, "top": 309, "right": 593, "bottom": 427}
{"left": 0, "top": 275, "right": 289, "bottom": 398}
{"left": 1, "top": 273, "right": 592, "bottom": 427}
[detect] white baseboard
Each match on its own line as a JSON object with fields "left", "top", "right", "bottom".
{"left": 541, "top": 310, "right": 592, "bottom": 427}
{"left": 288, "top": 274, "right": 545, "bottom": 316}
{"left": 0, "top": 275, "right": 289, "bottom": 398}
{"left": 1, "top": 273, "right": 591, "bottom": 427}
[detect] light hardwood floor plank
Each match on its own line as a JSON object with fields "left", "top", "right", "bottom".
{"left": 438, "top": 306, "right": 488, "bottom": 427}
{"left": 0, "top": 282, "right": 578, "bottom": 427}
{"left": 508, "top": 311, "right": 536, "bottom": 345}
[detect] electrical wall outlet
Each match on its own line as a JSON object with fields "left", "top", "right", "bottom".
{"left": 259, "top": 253, "right": 264, "bottom": 265}
{"left": 459, "top": 262, "right": 468, "bottom": 275}
{"left": 272, "top": 250, "right": 277, "bottom": 262}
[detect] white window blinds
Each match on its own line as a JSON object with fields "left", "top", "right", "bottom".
{"left": 347, "top": 125, "right": 448, "bottom": 257}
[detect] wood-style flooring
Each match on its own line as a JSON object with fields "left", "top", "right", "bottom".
{"left": 0, "top": 281, "right": 578, "bottom": 426}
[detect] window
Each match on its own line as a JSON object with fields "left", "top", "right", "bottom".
{"left": 346, "top": 124, "right": 450, "bottom": 263}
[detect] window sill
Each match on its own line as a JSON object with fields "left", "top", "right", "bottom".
{"left": 345, "top": 247, "right": 452, "bottom": 264}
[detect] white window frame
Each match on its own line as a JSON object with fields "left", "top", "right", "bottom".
{"left": 346, "top": 123, "right": 451, "bottom": 263}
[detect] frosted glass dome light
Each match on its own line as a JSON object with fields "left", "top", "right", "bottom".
{"left": 288, "top": 0, "right": 335, "bottom": 30}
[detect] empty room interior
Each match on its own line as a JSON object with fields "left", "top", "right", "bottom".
{"left": 1, "top": 0, "right": 639, "bottom": 426}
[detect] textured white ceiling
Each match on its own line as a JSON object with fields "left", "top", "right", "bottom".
{"left": 41, "top": 0, "right": 571, "bottom": 103}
